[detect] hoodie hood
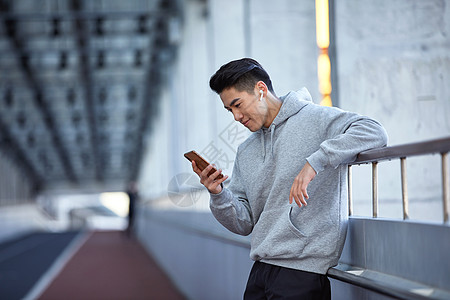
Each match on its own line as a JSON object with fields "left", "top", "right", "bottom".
{"left": 260, "top": 88, "right": 312, "bottom": 160}
{"left": 273, "top": 87, "right": 313, "bottom": 125}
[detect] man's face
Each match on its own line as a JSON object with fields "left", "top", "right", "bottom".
{"left": 220, "top": 86, "right": 268, "bottom": 132}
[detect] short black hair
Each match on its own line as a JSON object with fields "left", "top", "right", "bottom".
{"left": 209, "top": 58, "right": 274, "bottom": 95}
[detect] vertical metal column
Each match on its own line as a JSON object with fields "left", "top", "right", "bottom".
{"left": 348, "top": 165, "right": 353, "bottom": 216}
{"left": 400, "top": 158, "right": 409, "bottom": 220}
{"left": 328, "top": 0, "right": 339, "bottom": 107}
{"left": 0, "top": 155, "right": 3, "bottom": 205}
{"left": 442, "top": 152, "right": 449, "bottom": 223}
{"left": 243, "top": 0, "right": 252, "bottom": 57}
{"left": 372, "top": 162, "right": 378, "bottom": 218}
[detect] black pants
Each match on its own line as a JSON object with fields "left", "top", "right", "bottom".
{"left": 244, "top": 261, "right": 331, "bottom": 300}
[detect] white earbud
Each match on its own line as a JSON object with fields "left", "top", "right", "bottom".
{"left": 259, "top": 90, "right": 264, "bottom": 101}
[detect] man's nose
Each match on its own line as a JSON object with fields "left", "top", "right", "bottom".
{"left": 233, "top": 111, "right": 243, "bottom": 122}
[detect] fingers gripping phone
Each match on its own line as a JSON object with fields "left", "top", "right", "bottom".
{"left": 184, "top": 150, "right": 223, "bottom": 179}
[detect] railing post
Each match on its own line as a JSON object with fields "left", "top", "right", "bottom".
{"left": 348, "top": 165, "right": 353, "bottom": 216}
{"left": 400, "top": 157, "right": 409, "bottom": 220}
{"left": 372, "top": 162, "right": 378, "bottom": 218}
{"left": 442, "top": 152, "right": 449, "bottom": 224}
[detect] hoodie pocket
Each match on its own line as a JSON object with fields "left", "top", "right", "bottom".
{"left": 287, "top": 206, "right": 306, "bottom": 238}
{"left": 250, "top": 207, "right": 308, "bottom": 261}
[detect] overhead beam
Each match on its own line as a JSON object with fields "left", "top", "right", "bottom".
{"left": 70, "top": 0, "right": 102, "bottom": 182}
{"left": 1, "top": 13, "right": 77, "bottom": 183}
{"left": 0, "top": 117, "right": 43, "bottom": 193}
{"left": 0, "top": 10, "right": 173, "bottom": 21}
{"left": 128, "top": 18, "right": 175, "bottom": 181}
{"left": 128, "top": 64, "right": 161, "bottom": 182}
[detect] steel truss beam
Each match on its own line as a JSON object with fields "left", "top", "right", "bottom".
{"left": 70, "top": 0, "right": 102, "bottom": 182}
{"left": 128, "top": 17, "right": 174, "bottom": 181}
{"left": 0, "top": 116, "right": 42, "bottom": 193}
{"left": 1, "top": 13, "right": 77, "bottom": 183}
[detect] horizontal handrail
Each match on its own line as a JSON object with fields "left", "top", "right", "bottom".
{"left": 347, "top": 136, "right": 450, "bottom": 223}
{"left": 328, "top": 264, "right": 450, "bottom": 300}
{"left": 351, "top": 136, "right": 450, "bottom": 165}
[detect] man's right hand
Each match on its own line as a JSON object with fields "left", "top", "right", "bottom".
{"left": 192, "top": 161, "right": 228, "bottom": 194}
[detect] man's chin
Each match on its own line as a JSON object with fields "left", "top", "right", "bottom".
{"left": 247, "top": 125, "right": 260, "bottom": 132}
{"left": 242, "top": 121, "right": 260, "bottom": 132}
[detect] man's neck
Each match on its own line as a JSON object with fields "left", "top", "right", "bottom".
{"left": 264, "top": 93, "right": 282, "bottom": 127}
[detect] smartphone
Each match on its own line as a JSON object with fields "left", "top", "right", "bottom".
{"left": 184, "top": 150, "right": 223, "bottom": 179}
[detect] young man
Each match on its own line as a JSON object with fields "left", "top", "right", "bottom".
{"left": 190, "top": 58, "right": 388, "bottom": 299}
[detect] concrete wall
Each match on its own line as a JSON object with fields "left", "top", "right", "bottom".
{"left": 0, "top": 152, "right": 40, "bottom": 242}
{"left": 334, "top": 0, "right": 450, "bottom": 222}
{"left": 0, "top": 152, "right": 34, "bottom": 206}
{"left": 0, "top": 153, "right": 91, "bottom": 245}
{"left": 336, "top": 0, "right": 450, "bottom": 144}
{"left": 339, "top": 218, "right": 450, "bottom": 294}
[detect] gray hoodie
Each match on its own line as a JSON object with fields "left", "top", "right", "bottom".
{"left": 210, "top": 88, "right": 388, "bottom": 274}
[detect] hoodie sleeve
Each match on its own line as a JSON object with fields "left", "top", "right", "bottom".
{"left": 209, "top": 158, "right": 254, "bottom": 236}
{"left": 306, "top": 107, "right": 388, "bottom": 173}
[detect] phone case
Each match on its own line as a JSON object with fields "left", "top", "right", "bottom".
{"left": 184, "top": 150, "right": 223, "bottom": 179}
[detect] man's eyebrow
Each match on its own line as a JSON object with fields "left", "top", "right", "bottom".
{"left": 224, "top": 98, "right": 240, "bottom": 109}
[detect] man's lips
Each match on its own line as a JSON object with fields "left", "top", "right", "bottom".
{"left": 242, "top": 120, "right": 250, "bottom": 127}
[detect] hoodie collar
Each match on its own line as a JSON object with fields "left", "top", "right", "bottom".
{"left": 260, "top": 88, "right": 312, "bottom": 160}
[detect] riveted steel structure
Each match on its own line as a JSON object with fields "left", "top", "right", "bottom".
{"left": 0, "top": 0, "right": 181, "bottom": 193}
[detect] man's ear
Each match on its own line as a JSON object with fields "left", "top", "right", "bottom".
{"left": 255, "top": 81, "right": 267, "bottom": 96}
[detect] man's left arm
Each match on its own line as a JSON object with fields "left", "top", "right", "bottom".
{"left": 307, "top": 117, "right": 388, "bottom": 173}
{"left": 290, "top": 114, "right": 388, "bottom": 207}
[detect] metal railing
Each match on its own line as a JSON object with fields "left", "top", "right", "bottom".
{"left": 329, "top": 137, "right": 450, "bottom": 300}
{"left": 347, "top": 136, "right": 450, "bottom": 223}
